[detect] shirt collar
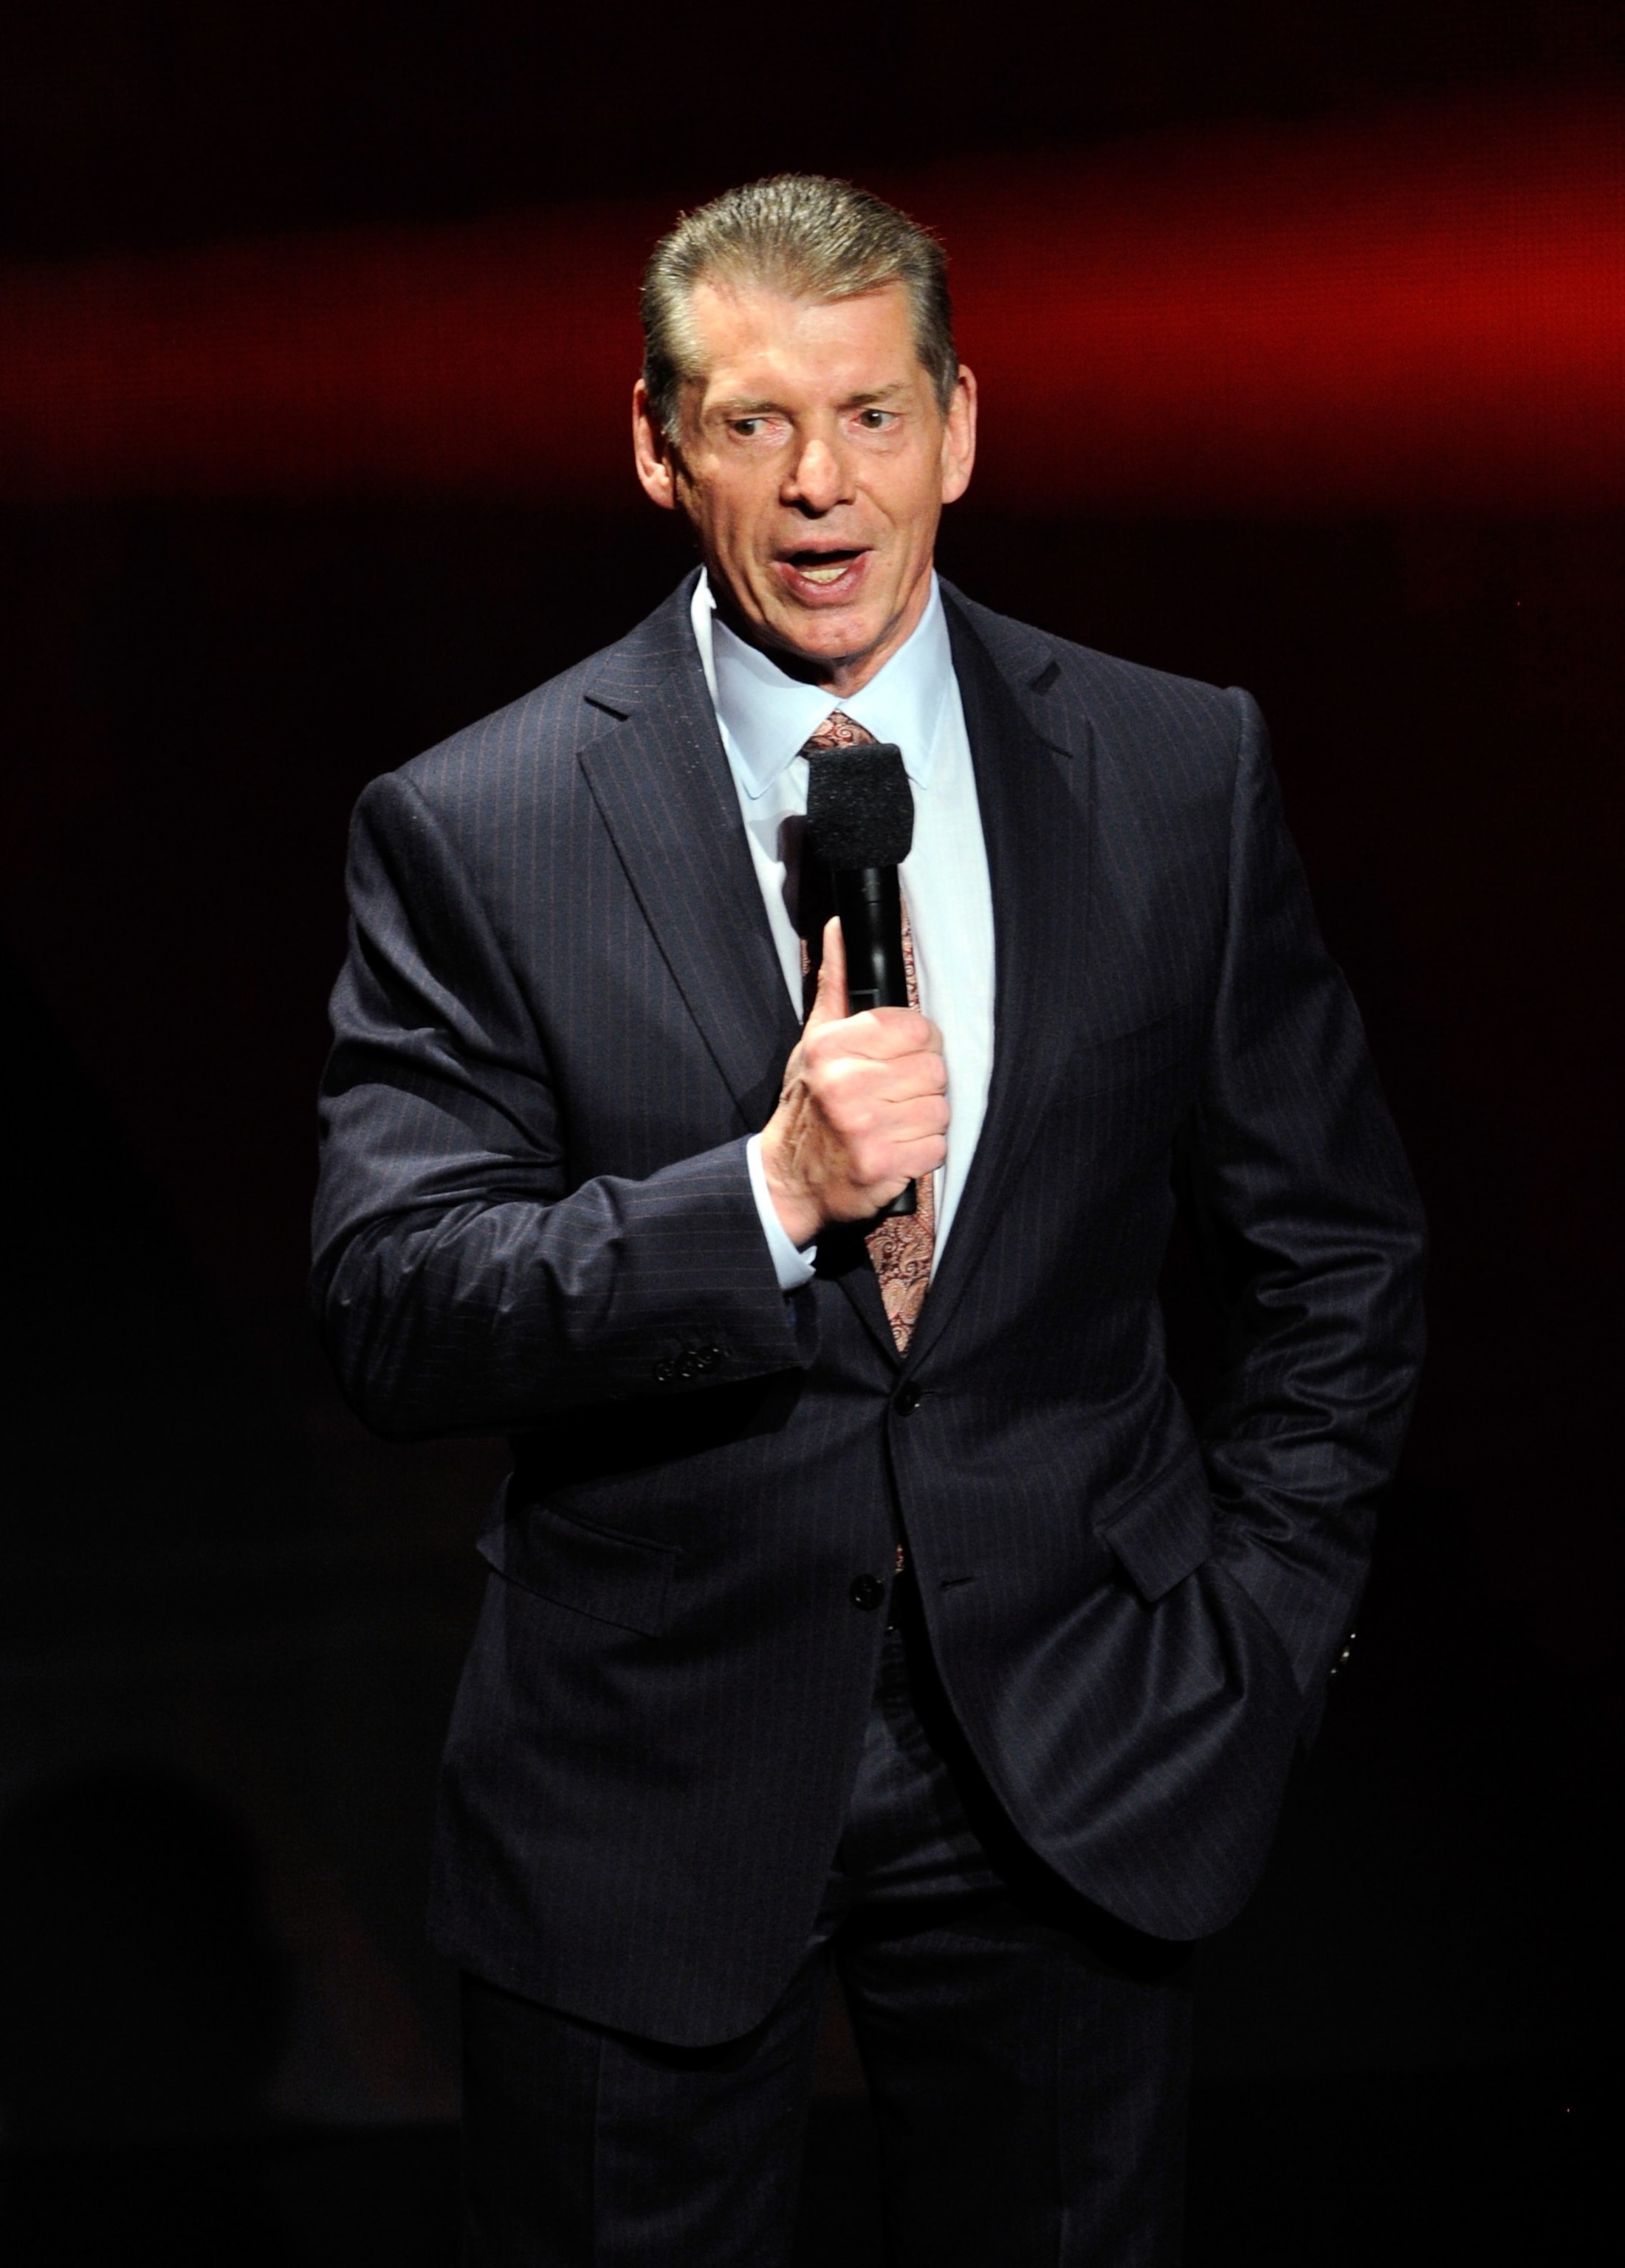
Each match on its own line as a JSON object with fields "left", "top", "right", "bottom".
{"left": 691, "top": 571, "right": 952, "bottom": 803}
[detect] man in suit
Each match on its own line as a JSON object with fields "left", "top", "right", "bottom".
{"left": 313, "top": 176, "right": 1425, "bottom": 2265}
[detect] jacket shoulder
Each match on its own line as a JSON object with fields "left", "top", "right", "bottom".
{"left": 387, "top": 656, "right": 615, "bottom": 819}
{"left": 945, "top": 585, "right": 1246, "bottom": 758}
{"left": 384, "top": 576, "right": 700, "bottom": 819}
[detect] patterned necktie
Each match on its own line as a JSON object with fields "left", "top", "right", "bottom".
{"left": 800, "top": 709, "right": 936, "bottom": 1355}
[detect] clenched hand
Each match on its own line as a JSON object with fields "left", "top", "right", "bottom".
{"left": 760, "top": 918, "right": 949, "bottom": 1248}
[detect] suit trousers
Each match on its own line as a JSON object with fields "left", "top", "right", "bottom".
{"left": 460, "top": 1586, "right": 1194, "bottom": 2267}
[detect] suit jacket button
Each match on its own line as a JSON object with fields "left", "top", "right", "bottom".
{"left": 653, "top": 1358, "right": 676, "bottom": 1384}
{"left": 694, "top": 1344, "right": 721, "bottom": 1372}
{"left": 894, "top": 1382, "right": 922, "bottom": 1415}
{"left": 849, "top": 1573, "right": 886, "bottom": 1612}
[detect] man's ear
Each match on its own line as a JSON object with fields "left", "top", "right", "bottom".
{"left": 633, "top": 379, "right": 679, "bottom": 511}
{"left": 938, "top": 365, "right": 978, "bottom": 507}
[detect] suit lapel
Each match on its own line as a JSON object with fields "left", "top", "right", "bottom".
{"left": 574, "top": 580, "right": 914, "bottom": 1369}
{"left": 576, "top": 582, "right": 800, "bottom": 1133}
{"left": 904, "top": 592, "right": 1096, "bottom": 1370}
{"left": 572, "top": 576, "right": 1096, "bottom": 1377}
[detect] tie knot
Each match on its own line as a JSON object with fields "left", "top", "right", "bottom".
{"left": 803, "top": 709, "right": 877, "bottom": 754}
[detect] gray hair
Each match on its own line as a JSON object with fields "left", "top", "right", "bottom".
{"left": 640, "top": 175, "right": 958, "bottom": 441}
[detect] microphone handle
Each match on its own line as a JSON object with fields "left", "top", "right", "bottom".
{"left": 834, "top": 865, "right": 917, "bottom": 1220}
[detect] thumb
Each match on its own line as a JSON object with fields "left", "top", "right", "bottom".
{"left": 804, "top": 916, "right": 848, "bottom": 1031}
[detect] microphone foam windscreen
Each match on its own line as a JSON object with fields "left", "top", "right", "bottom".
{"left": 804, "top": 743, "right": 914, "bottom": 870}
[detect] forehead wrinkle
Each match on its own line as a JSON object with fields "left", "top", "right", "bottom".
{"left": 683, "top": 277, "right": 915, "bottom": 371}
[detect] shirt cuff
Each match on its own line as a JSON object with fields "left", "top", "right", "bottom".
{"left": 745, "top": 1133, "right": 818, "bottom": 1291}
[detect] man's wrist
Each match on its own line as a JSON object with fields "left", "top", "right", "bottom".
{"left": 755, "top": 1122, "right": 825, "bottom": 1251}
{"left": 745, "top": 1133, "right": 818, "bottom": 1291}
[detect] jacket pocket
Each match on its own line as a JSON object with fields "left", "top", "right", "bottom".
{"left": 479, "top": 1501, "right": 678, "bottom": 1637}
{"left": 1095, "top": 1450, "right": 1215, "bottom": 1603}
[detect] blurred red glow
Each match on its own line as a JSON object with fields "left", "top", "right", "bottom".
{"left": 2, "top": 91, "right": 1622, "bottom": 511}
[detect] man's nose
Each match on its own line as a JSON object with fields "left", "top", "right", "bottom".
{"left": 784, "top": 434, "right": 851, "bottom": 512}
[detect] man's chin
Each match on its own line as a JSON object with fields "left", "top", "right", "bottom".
{"left": 751, "top": 600, "right": 901, "bottom": 687}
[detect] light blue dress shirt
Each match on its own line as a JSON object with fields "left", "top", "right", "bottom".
{"left": 690, "top": 572, "right": 996, "bottom": 1292}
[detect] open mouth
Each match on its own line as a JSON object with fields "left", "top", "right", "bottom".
{"left": 778, "top": 547, "right": 868, "bottom": 594}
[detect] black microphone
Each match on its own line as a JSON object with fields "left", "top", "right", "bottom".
{"left": 804, "top": 740, "right": 918, "bottom": 1219}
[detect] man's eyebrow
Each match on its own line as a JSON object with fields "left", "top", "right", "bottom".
{"left": 704, "top": 381, "right": 911, "bottom": 420}
{"left": 707, "top": 395, "right": 784, "bottom": 420}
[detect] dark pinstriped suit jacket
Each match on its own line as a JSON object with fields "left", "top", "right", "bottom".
{"left": 312, "top": 572, "right": 1425, "bottom": 2047}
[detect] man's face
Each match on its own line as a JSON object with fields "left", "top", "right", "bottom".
{"left": 633, "top": 280, "right": 976, "bottom": 693}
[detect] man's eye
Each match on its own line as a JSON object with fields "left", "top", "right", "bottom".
{"left": 857, "top": 410, "right": 893, "bottom": 430}
{"left": 732, "top": 417, "right": 768, "bottom": 437}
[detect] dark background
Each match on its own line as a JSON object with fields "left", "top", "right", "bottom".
{"left": 1, "top": 2, "right": 1619, "bottom": 2256}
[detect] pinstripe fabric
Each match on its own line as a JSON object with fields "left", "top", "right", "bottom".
{"left": 459, "top": 1618, "right": 1191, "bottom": 2267}
{"left": 312, "top": 571, "right": 1426, "bottom": 2047}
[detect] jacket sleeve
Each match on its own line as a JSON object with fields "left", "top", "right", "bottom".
{"left": 1175, "top": 689, "right": 1426, "bottom": 1711}
{"left": 310, "top": 770, "right": 809, "bottom": 1440}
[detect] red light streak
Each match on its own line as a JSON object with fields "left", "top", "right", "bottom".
{"left": 2, "top": 92, "right": 1621, "bottom": 511}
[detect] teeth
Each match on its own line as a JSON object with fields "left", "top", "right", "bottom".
{"left": 798, "top": 562, "right": 849, "bottom": 585}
